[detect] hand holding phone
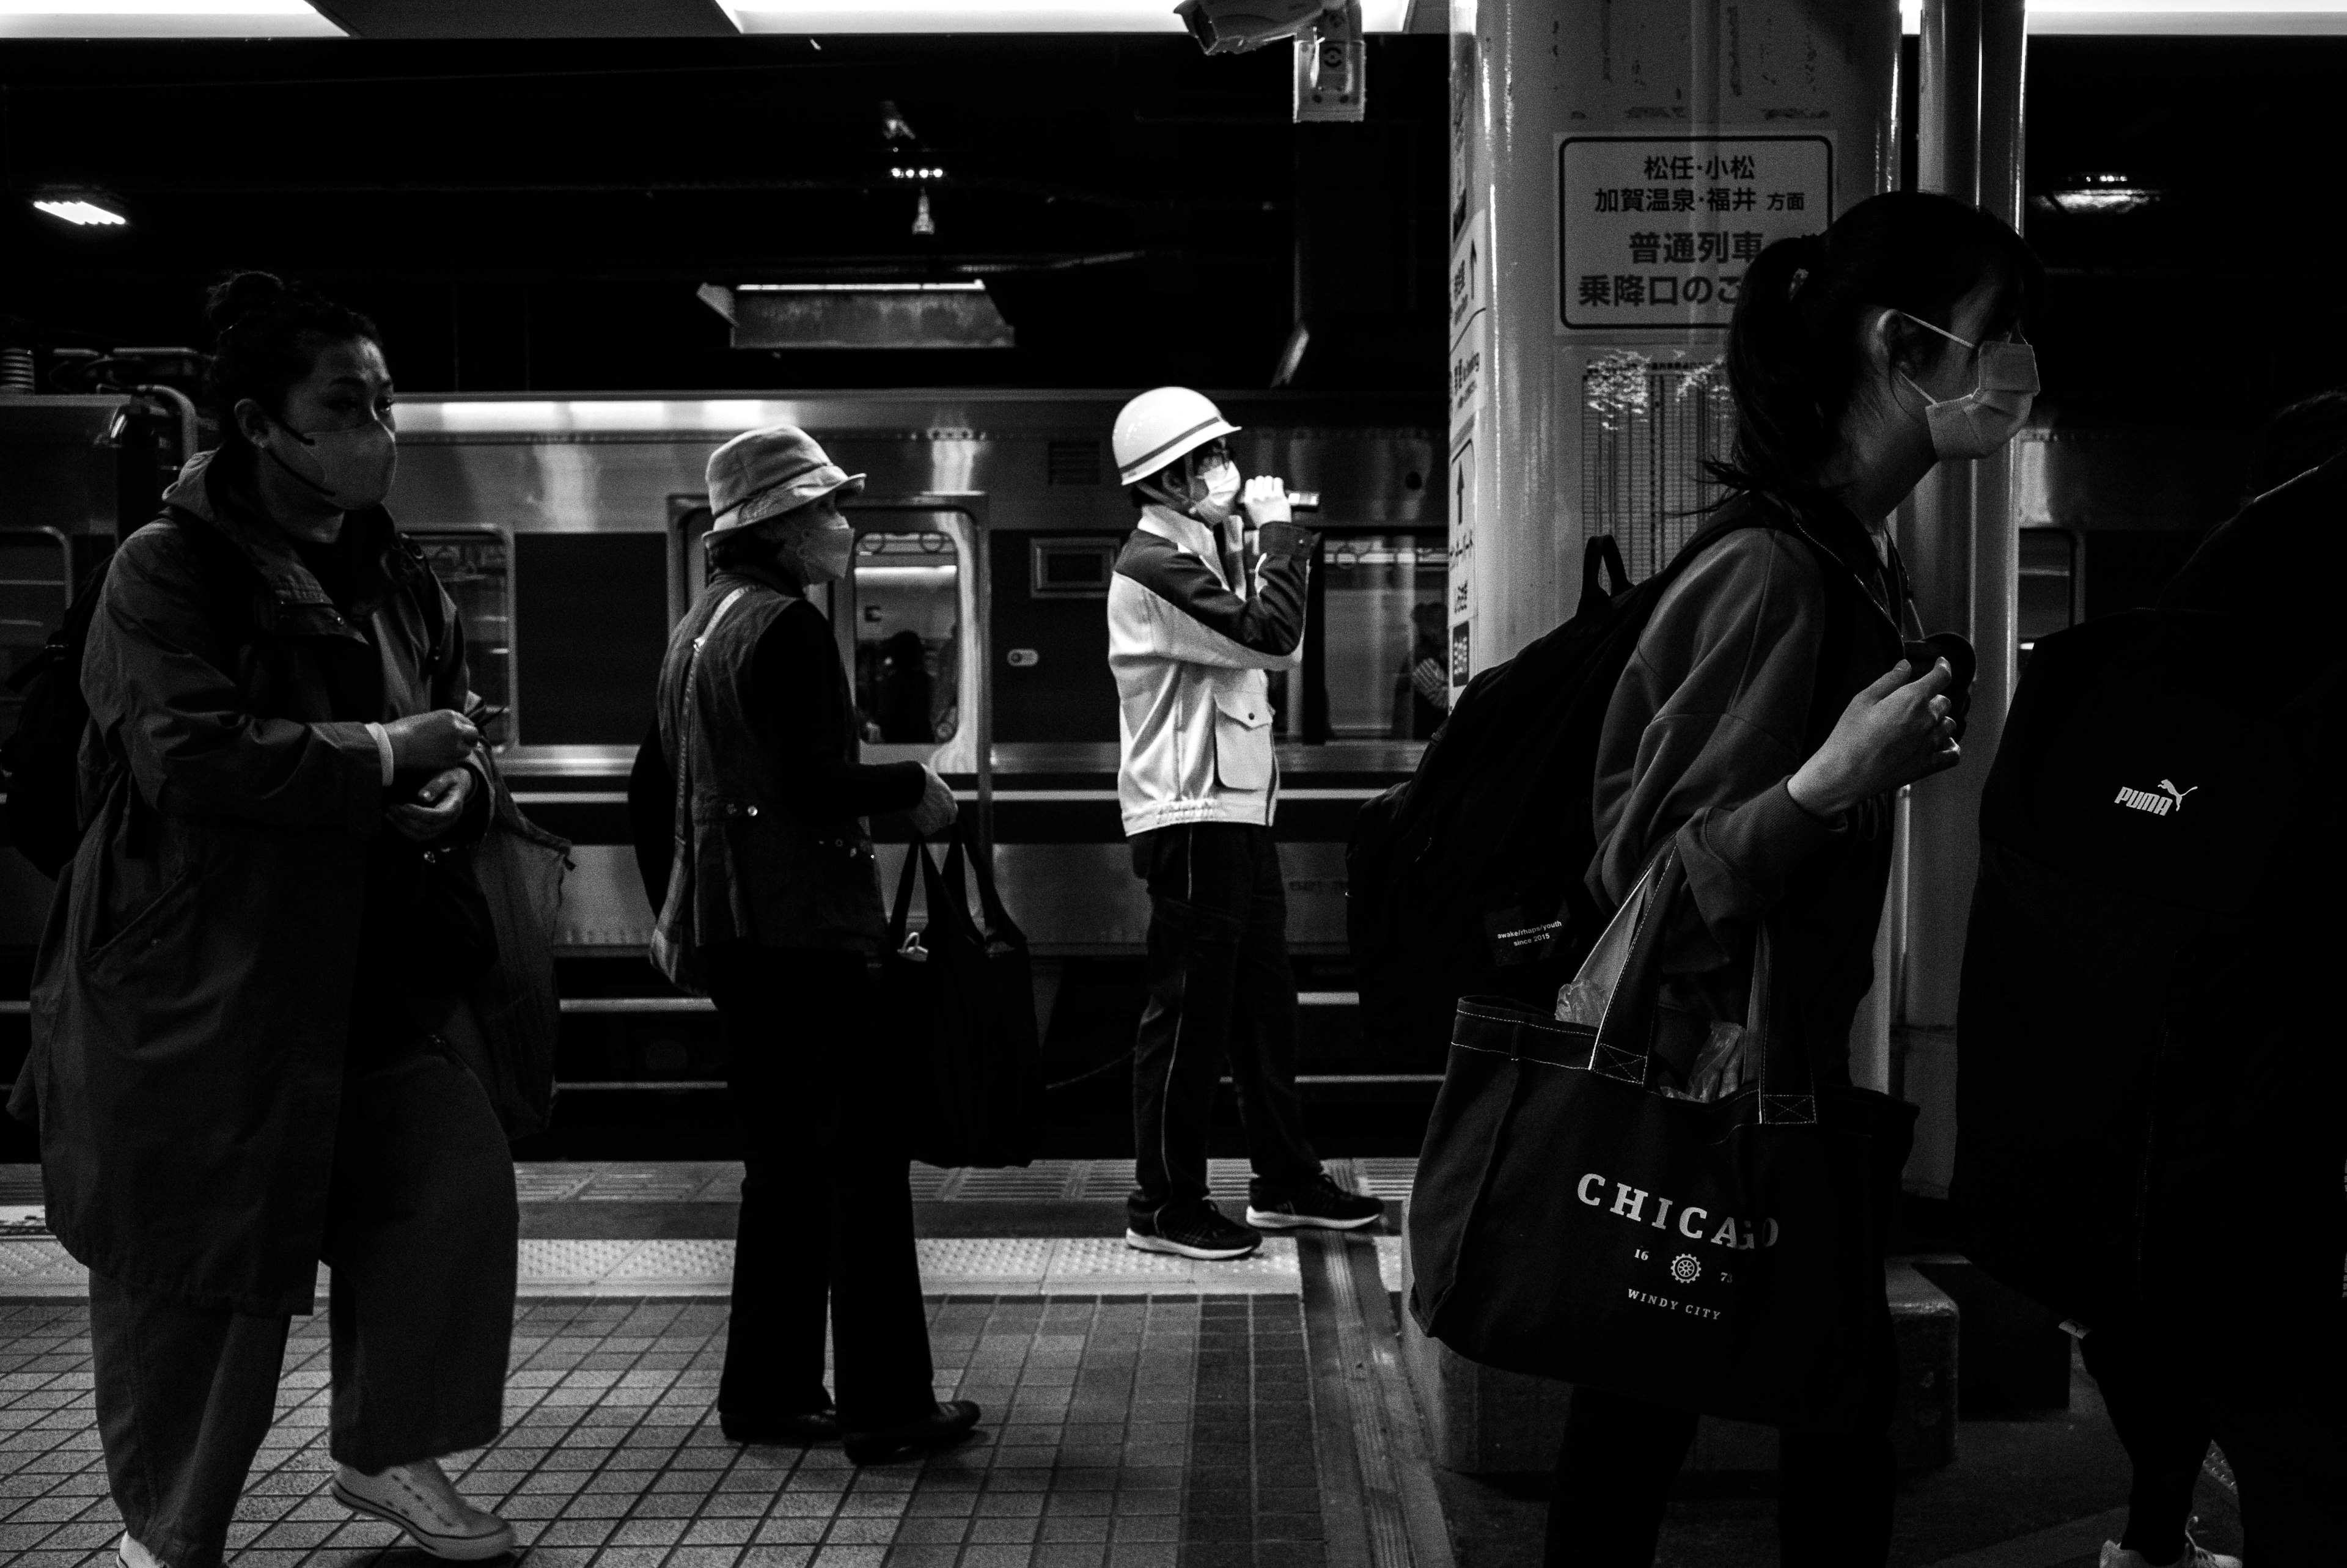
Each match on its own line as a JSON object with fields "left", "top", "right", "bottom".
{"left": 390, "top": 765, "right": 474, "bottom": 843}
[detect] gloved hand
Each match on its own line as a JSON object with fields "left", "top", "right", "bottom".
{"left": 1239, "top": 475, "right": 1291, "bottom": 527}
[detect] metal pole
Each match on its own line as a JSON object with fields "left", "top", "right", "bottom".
{"left": 1898, "top": 0, "right": 1987, "bottom": 1196}
{"left": 1972, "top": 0, "right": 2029, "bottom": 795}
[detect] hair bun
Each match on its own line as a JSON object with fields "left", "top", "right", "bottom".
{"left": 204, "top": 270, "right": 289, "bottom": 335}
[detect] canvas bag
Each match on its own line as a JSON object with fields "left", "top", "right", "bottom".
{"left": 883, "top": 818, "right": 1045, "bottom": 1170}
{"left": 1407, "top": 844, "right": 1917, "bottom": 1432}
{"left": 449, "top": 741, "right": 571, "bottom": 1141}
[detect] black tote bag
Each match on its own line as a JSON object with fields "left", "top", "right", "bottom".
{"left": 1407, "top": 846, "right": 1917, "bottom": 1433}
{"left": 883, "top": 819, "right": 1046, "bottom": 1170}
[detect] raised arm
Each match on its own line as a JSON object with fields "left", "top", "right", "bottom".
{"left": 1111, "top": 521, "right": 1313, "bottom": 672}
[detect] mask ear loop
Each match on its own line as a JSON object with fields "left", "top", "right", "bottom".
{"left": 1889, "top": 309, "right": 1980, "bottom": 420}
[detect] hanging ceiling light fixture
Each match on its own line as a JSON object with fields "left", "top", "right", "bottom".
{"left": 31, "top": 188, "right": 128, "bottom": 227}
{"left": 2035, "top": 171, "right": 2161, "bottom": 216}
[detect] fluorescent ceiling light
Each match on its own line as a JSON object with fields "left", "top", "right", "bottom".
{"left": 728, "top": 0, "right": 1411, "bottom": 32}
{"left": 0, "top": 0, "right": 344, "bottom": 37}
{"left": 1902, "top": 0, "right": 2347, "bottom": 33}
{"left": 32, "top": 195, "right": 128, "bottom": 225}
{"left": 738, "top": 281, "right": 986, "bottom": 291}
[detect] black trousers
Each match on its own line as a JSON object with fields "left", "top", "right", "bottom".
{"left": 705, "top": 944, "right": 937, "bottom": 1433}
{"left": 2081, "top": 1311, "right": 2340, "bottom": 1562}
{"left": 1128, "top": 822, "right": 1320, "bottom": 1220}
{"left": 90, "top": 1029, "right": 518, "bottom": 1568}
{"left": 1544, "top": 1330, "right": 1898, "bottom": 1567}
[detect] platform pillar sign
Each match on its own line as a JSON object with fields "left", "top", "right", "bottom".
{"left": 1450, "top": 0, "right": 1898, "bottom": 680}
{"left": 1557, "top": 136, "right": 1834, "bottom": 331}
{"left": 1446, "top": 206, "right": 1491, "bottom": 703}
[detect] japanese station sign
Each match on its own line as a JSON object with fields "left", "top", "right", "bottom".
{"left": 1556, "top": 134, "right": 1833, "bottom": 329}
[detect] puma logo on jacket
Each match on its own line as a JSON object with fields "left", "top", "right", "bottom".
{"left": 1108, "top": 505, "right": 1314, "bottom": 835}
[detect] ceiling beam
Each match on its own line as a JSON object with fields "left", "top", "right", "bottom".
{"left": 309, "top": 0, "right": 741, "bottom": 38}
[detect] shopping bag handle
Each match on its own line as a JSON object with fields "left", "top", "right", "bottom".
{"left": 1577, "top": 845, "right": 1809, "bottom": 1122}
{"left": 944, "top": 816, "right": 1016, "bottom": 937}
{"left": 889, "top": 833, "right": 938, "bottom": 949}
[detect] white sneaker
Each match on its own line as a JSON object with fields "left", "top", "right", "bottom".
{"left": 2098, "top": 1537, "right": 2242, "bottom": 1568}
{"left": 116, "top": 1532, "right": 166, "bottom": 1568}
{"left": 332, "top": 1458, "right": 515, "bottom": 1561}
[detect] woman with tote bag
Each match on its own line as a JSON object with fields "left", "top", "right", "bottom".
{"left": 1549, "top": 193, "right": 2043, "bottom": 1565}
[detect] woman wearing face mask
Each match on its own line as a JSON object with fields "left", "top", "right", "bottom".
{"left": 10, "top": 272, "right": 518, "bottom": 1568}
{"left": 1546, "top": 193, "right": 2042, "bottom": 1567}
{"left": 650, "top": 426, "right": 975, "bottom": 1466}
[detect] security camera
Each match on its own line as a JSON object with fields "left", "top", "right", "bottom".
{"left": 1175, "top": 0, "right": 1343, "bottom": 56}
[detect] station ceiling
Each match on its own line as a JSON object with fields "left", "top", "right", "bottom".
{"left": 1, "top": 29, "right": 2343, "bottom": 431}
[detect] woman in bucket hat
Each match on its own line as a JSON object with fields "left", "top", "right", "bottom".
{"left": 650, "top": 425, "right": 977, "bottom": 1465}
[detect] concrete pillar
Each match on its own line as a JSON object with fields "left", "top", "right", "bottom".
{"left": 1444, "top": 0, "right": 1902, "bottom": 705}
{"left": 1897, "top": 0, "right": 2026, "bottom": 1198}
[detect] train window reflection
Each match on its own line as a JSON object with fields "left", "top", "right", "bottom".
{"left": 0, "top": 530, "right": 73, "bottom": 746}
{"left": 411, "top": 531, "right": 512, "bottom": 746}
{"left": 850, "top": 530, "right": 963, "bottom": 746}
{"left": 1320, "top": 535, "right": 1448, "bottom": 741}
{"left": 2017, "top": 528, "right": 2078, "bottom": 669}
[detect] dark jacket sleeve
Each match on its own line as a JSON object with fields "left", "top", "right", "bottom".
{"left": 1117, "top": 521, "right": 1314, "bottom": 665}
{"left": 752, "top": 603, "right": 928, "bottom": 819}
{"left": 1588, "top": 528, "right": 1843, "bottom": 973}
{"left": 85, "top": 522, "right": 383, "bottom": 838}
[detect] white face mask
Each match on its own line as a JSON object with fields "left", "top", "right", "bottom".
{"left": 1897, "top": 312, "right": 2040, "bottom": 461}
{"left": 1187, "top": 458, "right": 1241, "bottom": 525}
{"left": 793, "top": 515, "right": 856, "bottom": 585}
{"left": 262, "top": 413, "right": 398, "bottom": 511}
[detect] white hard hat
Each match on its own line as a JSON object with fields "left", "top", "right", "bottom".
{"left": 1112, "top": 386, "right": 1240, "bottom": 487}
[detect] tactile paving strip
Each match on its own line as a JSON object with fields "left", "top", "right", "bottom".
{"left": 0, "top": 1235, "right": 1304, "bottom": 1299}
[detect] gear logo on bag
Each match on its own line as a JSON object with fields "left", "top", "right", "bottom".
{"left": 1669, "top": 1254, "right": 1701, "bottom": 1284}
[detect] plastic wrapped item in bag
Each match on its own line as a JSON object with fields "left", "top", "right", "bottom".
{"left": 1659, "top": 1020, "right": 1749, "bottom": 1103}
{"left": 1555, "top": 978, "right": 1607, "bottom": 1027}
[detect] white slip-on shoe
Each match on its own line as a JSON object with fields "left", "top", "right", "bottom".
{"left": 116, "top": 1531, "right": 166, "bottom": 1568}
{"left": 332, "top": 1458, "right": 515, "bottom": 1561}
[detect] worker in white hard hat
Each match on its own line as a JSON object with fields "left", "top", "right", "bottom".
{"left": 1106, "top": 387, "right": 1384, "bottom": 1262}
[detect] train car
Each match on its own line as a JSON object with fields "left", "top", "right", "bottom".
{"left": 0, "top": 388, "right": 2261, "bottom": 1144}
{"left": 377, "top": 390, "right": 1447, "bottom": 1106}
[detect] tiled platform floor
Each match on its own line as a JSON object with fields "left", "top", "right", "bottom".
{"left": 0, "top": 1292, "right": 1345, "bottom": 1568}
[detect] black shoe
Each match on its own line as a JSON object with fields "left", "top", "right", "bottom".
{"left": 721, "top": 1404, "right": 840, "bottom": 1446}
{"left": 1126, "top": 1200, "right": 1263, "bottom": 1261}
{"left": 841, "top": 1400, "right": 982, "bottom": 1466}
{"left": 1246, "top": 1170, "right": 1384, "bottom": 1231}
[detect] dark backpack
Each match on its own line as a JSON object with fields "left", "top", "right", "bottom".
{"left": 1346, "top": 507, "right": 1814, "bottom": 1063}
{"left": 1952, "top": 609, "right": 2321, "bottom": 1325}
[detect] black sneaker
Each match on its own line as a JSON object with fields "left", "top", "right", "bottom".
{"left": 1246, "top": 1170, "right": 1385, "bottom": 1231}
{"left": 1126, "top": 1200, "right": 1262, "bottom": 1261}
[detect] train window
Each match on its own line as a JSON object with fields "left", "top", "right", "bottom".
{"left": 1030, "top": 539, "right": 1114, "bottom": 599}
{"left": 1320, "top": 534, "right": 1449, "bottom": 740}
{"left": 0, "top": 529, "right": 73, "bottom": 744}
{"left": 848, "top": 529, "right": 964, "bottom": 747}
{"left": 666, "top": 498, "right": 715, "bottom": 626}
{"left": 410, "top": 531, "right": 512, "bottom": 746}
{"left": 513, "top": 532, "right": 667, "bottom": 747}
{"left": 2017, "top": 528, "right": 2079, "bottom": 659}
